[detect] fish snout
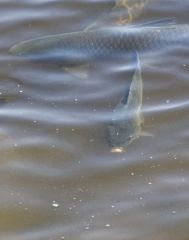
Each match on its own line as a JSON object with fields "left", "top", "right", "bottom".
{"left": 9, "top": 37, "right": 44, "bottom": 57}
{"left": 9, "top": 40, "right": 32, "bottom": 56}
{"left": 9, "top": 44, "right": 23, "bottom": 56}
{"left": 107, "top": 122, "right": 134, "bottom": 148}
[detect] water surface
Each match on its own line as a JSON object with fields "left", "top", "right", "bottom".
{"left": 1, "top": 0, "right": 189, "bottom": 239}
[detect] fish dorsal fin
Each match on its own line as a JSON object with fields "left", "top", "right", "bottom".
{"left": 133, "top": 17, "right": 177, "bottom": 28}
{"left": 111, "top": 51, "right": 142, "bottom": 117}
{"left": 112, "top": 51, "right": 142, "bottom": 112}
{"left": 118, "top": 52, "right": 142, "bottom": 111}
{"left": 126, "top": 52, "right": 142, "bottom": 111}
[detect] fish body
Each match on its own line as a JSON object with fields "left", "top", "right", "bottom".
{"left": 10, "top": 24, "right": 189, "bottom": 66}
{"left": 9, "top": 23, "right": 189, "bottom": 149}
{"left": 107, "top": 52, "right": 143, "bottom": 148}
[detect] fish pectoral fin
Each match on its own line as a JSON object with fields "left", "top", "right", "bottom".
{"left": 63, "top": 64, "right": 90, "bottom": 79}
{"left": 140, "top": 131, "right": 154, "bottom": 137}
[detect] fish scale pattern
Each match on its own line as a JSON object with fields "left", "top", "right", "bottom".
{"left": 70, "top": 25, "right": 189, "bottom": 57}
{"left": 10, "top": 24, "right": 189, "bottom": 65}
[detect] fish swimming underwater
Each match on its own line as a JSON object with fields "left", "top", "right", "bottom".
{"left": 10, "top": 24, "right": 189, "bottom": 67}
{"left": 9, "top": 23, "right": 189, "bottom": 149}
{"left": 107, "top": 52, "right": 143, "bottom": 150}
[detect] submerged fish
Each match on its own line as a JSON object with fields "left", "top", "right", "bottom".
{"left": 9, "top": 24, "right": 189, "bottom": 67}
{"left": 107, "top": 52, "right": 143, "bottom": 150}
{"left": 9, "top": 23, "right": 189, "bottom": 148}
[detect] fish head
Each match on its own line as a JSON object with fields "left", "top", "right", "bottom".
{"left": 9, "top": 37, "right": 58, "bottom": 59}
{"left": 107, "top": 117, "right": 138, "bottom": 148}
{"left": 10, "top": 39, "right": 39, "bottom": 57}
{"left": 9, "top": 34, "right": 87, "bottom": 67}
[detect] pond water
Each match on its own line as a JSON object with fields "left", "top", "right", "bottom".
{"left": 1, "top": 0, "right": 189, "bottom": 239}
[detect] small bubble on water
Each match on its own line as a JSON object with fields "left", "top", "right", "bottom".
{"left": 52, "top": 200, "right": 60, "bottom": 208}
{"left": 85, "top": 225, "right": 90, "bottom": 230}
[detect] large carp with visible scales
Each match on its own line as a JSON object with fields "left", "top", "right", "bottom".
{"left": 9, "top": 24, "right": 189, "bottom": 64}
{"left": 9, "top": 22, "right": 189, "bottom": 149}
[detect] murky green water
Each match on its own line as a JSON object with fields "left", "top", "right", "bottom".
{"left": 1, "top": 0, "right": 189, "bottom": 239}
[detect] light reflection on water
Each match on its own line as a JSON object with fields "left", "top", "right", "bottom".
{"left": 0, "top": 0, "right": 189, "bottom": 239}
